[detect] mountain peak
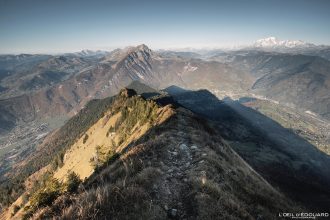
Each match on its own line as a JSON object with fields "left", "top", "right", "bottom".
{"left": 136, "top": 44, "right": 150, "bottom": 51}
{"left": 124, "top": 44, "right": 152, "bottom": 54}
{"left": 101, "top": 44, "right": 154, "bottom": 65}
{"left": 128, "top": 44, "right": 153, "bottom": 56}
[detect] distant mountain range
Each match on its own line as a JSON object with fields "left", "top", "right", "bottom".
{"left": 253, "top": 36, "right": 315, "bottom": 49}
{"left": 244, "top": 37, "right": 330, "bottom": 60}
{"left": 0, "top": 43, "right": 330, "bottom": 137}
{"left": 0, "top": 44, "right": 329, "bottom": 160}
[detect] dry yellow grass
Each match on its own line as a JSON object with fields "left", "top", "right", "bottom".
{"left": 53, "top": 102, "right": 174, "bottom": 183}
{"left": 53, "top": 112, "right": 121, "bottom": 181}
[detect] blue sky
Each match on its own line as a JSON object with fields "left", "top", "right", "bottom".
{"left": 1, "top": 0, "right": 330, "bottom": 54}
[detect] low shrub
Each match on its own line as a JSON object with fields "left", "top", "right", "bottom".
{"left": 29, "top": 178, "right": 62, "bottom": 209}
{"left": 66, "top": 172, "right": 81, "bottom": 193}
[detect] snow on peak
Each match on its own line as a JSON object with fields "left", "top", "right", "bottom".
{"left": 254, "top": 37, "right": 314, "bottom": 48}
{"left": 255, "top": 37, "right": 279, "bottom": 47}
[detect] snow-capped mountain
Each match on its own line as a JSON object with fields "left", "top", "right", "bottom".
{"left": 253, "top": 37, "right": 315, "bottom": 48}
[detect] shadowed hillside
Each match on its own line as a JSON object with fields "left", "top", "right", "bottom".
{"left": 165, "top": 86, "right": 330, "bottom": 211}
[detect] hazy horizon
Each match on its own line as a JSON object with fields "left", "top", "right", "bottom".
{"left": 1, "top": 0, "right": 330, "bottom": 54}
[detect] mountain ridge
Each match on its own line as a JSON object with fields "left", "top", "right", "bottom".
{"left": 3, "top": 87, "right": 302, "bottom": 220}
